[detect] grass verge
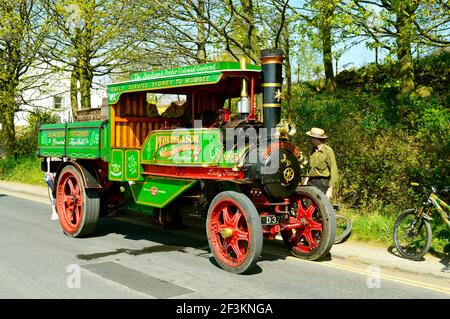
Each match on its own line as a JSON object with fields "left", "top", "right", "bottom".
{"left": 0, "top": 156, "right": 45, "bottom": 186}
{"left": 341, "top": 207, "right": 449, "bottom": 257}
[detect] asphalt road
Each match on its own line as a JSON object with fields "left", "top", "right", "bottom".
{"left": 0, "top": 193, "right": 449, "bottom": 299}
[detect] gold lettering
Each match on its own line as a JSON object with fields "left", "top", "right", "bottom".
{"left": 155, "top": 133, "right": 201, "bottom": 150}
{"left": 48, "top": 131, "right": 65, "bottom": 138}
{"left": 70, "top": 130, "right": 89, "bottom": 138}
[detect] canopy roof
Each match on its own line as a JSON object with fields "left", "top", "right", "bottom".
{"left": 107, "top": 61, "right": 262, "bottom": 105}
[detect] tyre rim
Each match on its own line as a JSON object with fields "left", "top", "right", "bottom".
{"left": 208, "top": 199, "right": 251, "bottom": 267}
{"left": 282, "top": 194, "right": 323, "bottom": 253}
{"left": 397, "top": 214, "right": 427, "bottom": 257}
{"left": 57, "top": 170, "right": 83, "bottom": 234}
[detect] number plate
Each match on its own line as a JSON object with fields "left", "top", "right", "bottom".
{"left": 261, "top": 215, "right": 282, "bottom": 225}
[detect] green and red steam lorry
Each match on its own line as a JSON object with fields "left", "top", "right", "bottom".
{"left": 37, "top": 49, "right": 336, "bottom": 274}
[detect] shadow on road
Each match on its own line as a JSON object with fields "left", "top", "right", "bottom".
{"left": 387, "top": 245, "right": 425, "bottom": 261}
{"left": 90, "top": 216, "right": 206, "bottom": 250}
{"left": 387, "top": 244, "right": 450, "bottom": 269}
{"left": 84, "top": 215, "right": 291, "bottom": 274}
{"left": 431, "top": 245, "right": 450, "bottom": 271}
{"left": 207, "top": 257, "right": 263, "bottom": 275}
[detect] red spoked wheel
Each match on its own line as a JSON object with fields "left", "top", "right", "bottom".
{"left": 56, "top": 165, "right": 100, "bottom": 237}
{"left": 281, "top": 186, "right": 336, "bottom": 260}
{"left": 206, "top": 191, "right": 263, "bottom": 274}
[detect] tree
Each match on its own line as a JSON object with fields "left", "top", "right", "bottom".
{"left": 283, "top": 19, "right": 293, "bottom": 119}
{"left": 171, "top": 0, "right": 261, "bottom": 63}
{"left": 197, "top": 0, "right": 207, "bottom": 62}
{"left": 0, "top": 0, "right": 50, "bottom": 156}
{"left": 40, "top": 0, "right": 148, "bottom": 119}
{"left": 295, "top": 0, "right": 342, "bottom": 93}
{"left": 139, "top": 0, "right": 213, "bottom": 65}
{"left": 317, "top": 0, "right": 340, "bottom": 93}
{"left": 414, "top": 0, "right": 450, "bottom": 48}
{"left": 349, "top": 0, "right": 425, "bottom": 94}
{"left": 392, "top": 1, "right": 419, "bottom": 93}
{"left": 146, "top": 0, "right": 296, "bottom": 65}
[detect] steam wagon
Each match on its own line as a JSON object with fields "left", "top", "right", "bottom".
{"left": 37, "top": 49, "right": 336, "bottom": 273}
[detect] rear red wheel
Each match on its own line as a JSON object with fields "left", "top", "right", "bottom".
{"left": 56, "top": 165, "right": 100, "bottom": 237}
{"left": 207, "top": 191, "right": 263, "bottom": 274}
{"left": 281, "top": 186, "right": 336, "bottom": 260}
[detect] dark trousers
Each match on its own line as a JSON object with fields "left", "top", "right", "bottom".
{"left": 307, "top": 177, "right": 330, "bottom": 194}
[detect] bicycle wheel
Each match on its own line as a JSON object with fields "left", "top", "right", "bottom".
{"left": 335, "top": 214, "right": 352, "bottom": 244}
{"left": 393, "top": 209, "right": 432, "bottom": 260}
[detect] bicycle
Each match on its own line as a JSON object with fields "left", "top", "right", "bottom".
{"left": 333, "top": 205, "right": 352, "bottom": 244}
{"left": 393, "top": 183, "right": 450, "bottom": 261}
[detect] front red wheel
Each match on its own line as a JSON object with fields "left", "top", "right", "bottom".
{"left": 206, "top": 191, "right": 263, "bottom": 274}
{"left": 56, "top": 165, "right": 100, "bottom": 237}
{"left": 281, "top": 186, "right": 336, "bottom": 260}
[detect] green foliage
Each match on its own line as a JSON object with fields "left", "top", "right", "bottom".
{"left": 430, "top": 220, "right": 450, "bottom": 256}
{"left": 344, "top": 209, "right": 396, "bottom": 245}
{"left": 415, "top": 50, "right": 450, "bottom": 92}
{"left": 0, "top": 156, "right": 45, "bottom": 186}
{"left": 0, "top": 0, "right": 51, "bottom": 157}
{"left": 342, "top": 208, "right": 448, "bottom": 254}
{"left": 289, "top": 84, "right": 449, "bottom": 214}
{"left": 336, "top": 50, "right": 450, "bottom": 96}
{"left": 15, "top": 110, "right": 59, "bottom": 157}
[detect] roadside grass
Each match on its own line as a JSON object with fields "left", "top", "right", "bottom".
{"left": 341, "top": 207, "right": 449, "bottom": 256}
{"left": 0, "top": 156, "right": 45, "bottom": 186}
{"left": 344, "top": 209, "right": 395, "bottom": 246}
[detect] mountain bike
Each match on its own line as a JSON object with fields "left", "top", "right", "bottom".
{"left": 393, "top": 183, "right": 450, "bottom": 260}
{"left": 333, "top": 205, "right": 352, "bottom": 244}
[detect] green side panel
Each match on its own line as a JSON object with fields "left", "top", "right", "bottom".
{"left": 37, "top": 121, "right": 108, "bottom": 159}
{"left": 100, "top": 121, "right": 110, "bottom": 160}
{"left": 129, "top": 177, "right": 197, "bottom": 208}
{"left": 129, "top": 62, "right": 261, "bottom": 81}
{"left": 108, "top": 73, "right": 222, "bottom": 105}
{"left": 110, "top": 61, "right": 263, "bottom": 104}
{"left": 141, "top": 128, "right": 226, "bottom": 166}
{"left": 123, "top": 200, "right": 155, "bottom": 215}
{"left": 66, "top": 123, "right": 102, "bottom": 159}
{"left": 38, "top": 124, "right": 66, "bottom": 157}
{"left": 125, "top": 149, "right": 142, "bottom": 181}
{"left": 109, "top": 149, "right": 125, "bottom": 181}
{"left": 122, "top": 187, "right": 154, "bottom": 215}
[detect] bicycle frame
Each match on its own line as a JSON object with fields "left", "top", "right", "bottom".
{"left": 429, "top": 193, "right": 450, "bottom": 228}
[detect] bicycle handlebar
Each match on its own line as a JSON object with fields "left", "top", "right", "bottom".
{"left": 410, "top": 182, "right": 449, "bottom": 194}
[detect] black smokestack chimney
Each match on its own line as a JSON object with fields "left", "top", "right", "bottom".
{"left": 260, "top": 49, "right": 284, "bottom": 132}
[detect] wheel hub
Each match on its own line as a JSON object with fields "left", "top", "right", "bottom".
{"left": 300, "top": 217, "right": 309, "bottom": 226}
{"left": 69, "top": 194, "right": 77, "bottom": 204}
{"left": 220, "top": 227, "right": 234, "bottom": 239}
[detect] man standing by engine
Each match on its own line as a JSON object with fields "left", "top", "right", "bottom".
{"left": 303, "top": 127, "right": 338, "bottom": 199}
